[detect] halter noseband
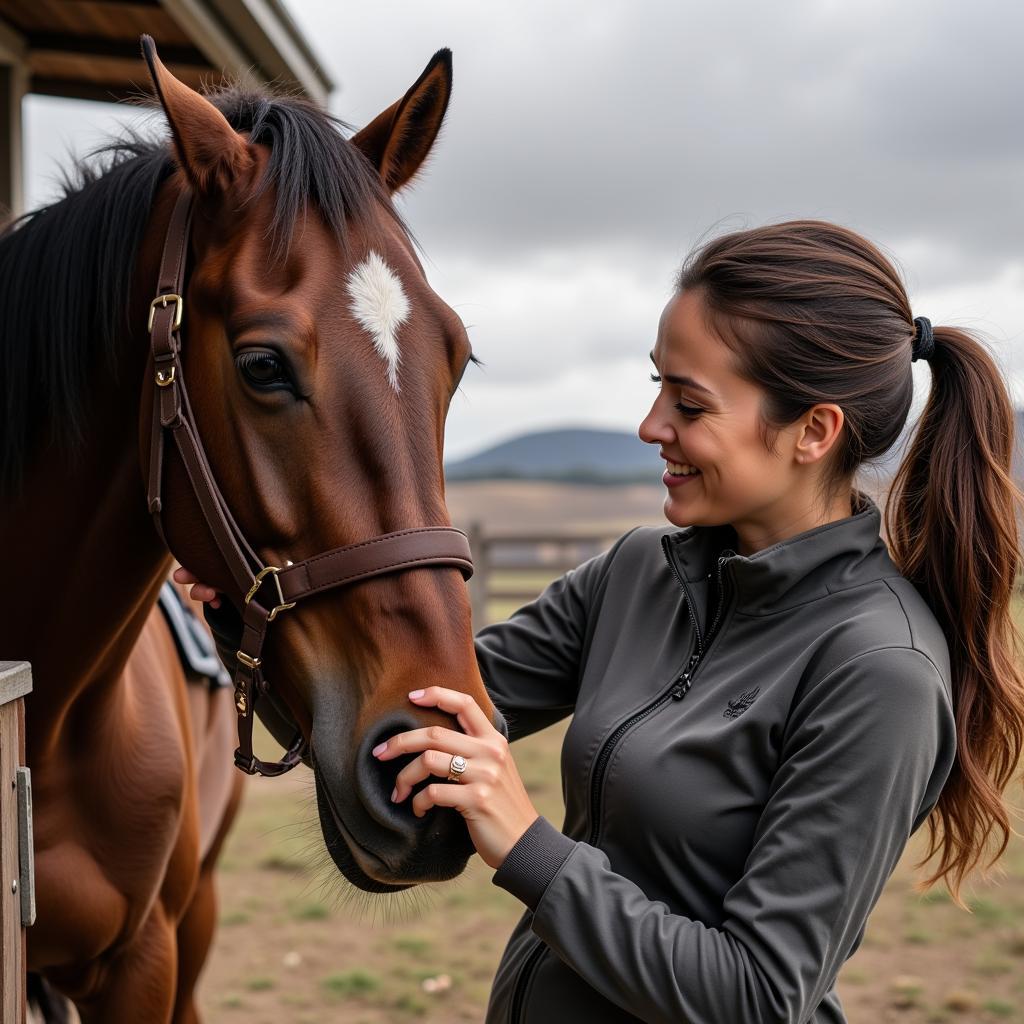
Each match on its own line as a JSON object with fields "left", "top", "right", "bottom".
{"left": 146, "top": 187, "right": 474, "bottom": 777}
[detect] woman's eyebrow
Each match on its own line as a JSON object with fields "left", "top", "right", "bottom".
{"left": 648, "top": 351, "right": 717, "bottom": 398}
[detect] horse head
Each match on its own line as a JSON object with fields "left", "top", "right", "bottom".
{"left": 137, "top": 40, "right": 501, "bottom": 892}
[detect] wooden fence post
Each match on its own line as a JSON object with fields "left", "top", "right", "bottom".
{"left": 0, "top": 661, "right": 33, "bottom": 1024}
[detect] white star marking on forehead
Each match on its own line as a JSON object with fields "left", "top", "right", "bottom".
{"left": 346, "top": 251, "right": 410, "bottom": 393}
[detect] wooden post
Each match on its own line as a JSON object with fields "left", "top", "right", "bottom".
{"left": 466, "top": 521, "right": 490, "bottom": 630}
{"left": 0, "top": 20, "right": 27, "bottom": 218}
{"left": 0, "top": 661, "right": 32, "bottom": 1024}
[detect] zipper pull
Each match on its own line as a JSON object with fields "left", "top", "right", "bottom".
{"left": 670, "top": 671, "right": 693, "bottom": 700}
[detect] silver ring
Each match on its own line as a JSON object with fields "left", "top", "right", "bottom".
{"left": 446, "top": 753, "right": 467, "bottom": 783}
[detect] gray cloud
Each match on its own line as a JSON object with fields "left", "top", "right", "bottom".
{"left": 23, "top": 0, "right": 1024, "bottom": 455}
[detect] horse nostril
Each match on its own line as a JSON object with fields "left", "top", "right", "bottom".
{"left": 360, "top": 717, "right": 433, "bottom": 817}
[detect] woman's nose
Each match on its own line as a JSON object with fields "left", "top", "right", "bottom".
{"left": 638, "top": 401, "right": 673, "bottom": 446}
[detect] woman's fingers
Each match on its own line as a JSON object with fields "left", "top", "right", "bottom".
{"left": 411, "top": 778, "right": 468, "bottom": 819}
{"left": 374, "top": 727, "right": 489, "bottom": 763}
{"left": 391, "top": 748, "right": 463, "bottom": 802}
{"left": 407, "top": 686, "right": 497, "bottom": 738}
{"left": 172, "top": 566, "right": 221, "bottom": 608}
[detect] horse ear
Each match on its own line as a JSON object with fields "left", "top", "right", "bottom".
{"left": 351, "top": 49, "right": 453, "bottom": 194}
{"left": 140, "top": 34, "right": 253, "bottom": 195}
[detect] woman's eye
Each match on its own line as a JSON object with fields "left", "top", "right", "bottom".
{"left": 651, "top": 374, "right": 702, "bottom": 417}
{"left": 236, "top": 350, "right": 291, "bottom": 391}
{"left": 675, "top": 403, "right": 704, "bottom": 418}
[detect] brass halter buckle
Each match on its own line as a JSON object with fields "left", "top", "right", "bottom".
{"left": 148, "top": 293, "right": 184, "bottom": 333}
{"left": 245, "top": 565, "right": 297, "bottom": 622}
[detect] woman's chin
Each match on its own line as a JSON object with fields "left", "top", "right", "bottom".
{"left": 663, "top": 492, "right": 701, "bottom": 527}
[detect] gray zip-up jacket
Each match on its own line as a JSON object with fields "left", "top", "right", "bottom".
{"left": 478, "top": 488, "right": 958, "bottom": 1024}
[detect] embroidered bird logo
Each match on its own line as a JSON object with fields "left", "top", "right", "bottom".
{"left": 723, "top": 687, "right": 760, "bottom": 718}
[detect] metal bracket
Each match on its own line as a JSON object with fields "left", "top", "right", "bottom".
{"left": 16, "top": 766, "right": 34, "bottom": 927}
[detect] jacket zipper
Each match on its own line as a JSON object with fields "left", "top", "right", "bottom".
{"left": 506, "top": 539, "right": 736, "bottom": 1023}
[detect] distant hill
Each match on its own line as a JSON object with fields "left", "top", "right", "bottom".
{"left": 445, "top": 427, "right": 662, "bottom": 484}
{"left": 446, "top": 413, "right": 1024, "bottom": 487}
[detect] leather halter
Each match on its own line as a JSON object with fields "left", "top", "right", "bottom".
{"left": 146, "top": 187, "right": 474, "bottom": 776}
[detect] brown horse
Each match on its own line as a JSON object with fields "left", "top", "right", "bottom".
{"left": 0, "top": 38, "right": 498, "bottom": 1022}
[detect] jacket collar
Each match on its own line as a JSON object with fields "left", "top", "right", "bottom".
{"left": 665, "top": 487, "right": 894, "bottom": 615}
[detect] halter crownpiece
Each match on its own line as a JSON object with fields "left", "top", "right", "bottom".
{"left": 911, "top": 316, "right": 935, "bottom": 362}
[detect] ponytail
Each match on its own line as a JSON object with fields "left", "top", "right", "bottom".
{"left": 885, "top": 324, "right": 1024, "bottom": 908}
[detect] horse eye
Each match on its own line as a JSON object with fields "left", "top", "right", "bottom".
{"left": 236, "top": 350, "right": 291, "bottom": 391}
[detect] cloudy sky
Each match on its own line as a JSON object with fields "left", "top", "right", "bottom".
{"left": 25, "top": 0, "right": 1024, "bottom": 459}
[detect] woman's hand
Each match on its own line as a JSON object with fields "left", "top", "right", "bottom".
{"left": 374, "top": 686, "right": 540, "bottom": 871}
{"left": 172, "top": 566, "right": 222, "bottom": 609}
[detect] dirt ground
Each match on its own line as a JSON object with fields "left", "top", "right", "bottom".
{"left": 198, "top": 721, "right": 1024, "bottom": 1023}
{"left": 197, "top": 481, "right": 1024, "bottom": 1023}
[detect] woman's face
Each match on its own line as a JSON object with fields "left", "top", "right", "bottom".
{"left": 639, "top": 288, "right": 827, "bottom": 544}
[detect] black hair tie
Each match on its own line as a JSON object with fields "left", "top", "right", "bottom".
{"left": 912, "top": 316, "right": 935, "bottom": 362}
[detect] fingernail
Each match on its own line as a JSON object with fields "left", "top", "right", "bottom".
{"left": 372, "top": 742, "right": 387, "bottom": 757}
{"left": 390, "top": 787, "right": 398, "bottom": 802}
{"left": 408, "top": 689, "right": 425, "bottom": 699}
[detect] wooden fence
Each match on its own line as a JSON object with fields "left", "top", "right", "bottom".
{"left": 0, "top": 662, "right": 34, "bottom": 1024}
{"left": 465, "top": 524, "right": 620, "bottom": 627}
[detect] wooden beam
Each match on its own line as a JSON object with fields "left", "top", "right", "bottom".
{"left": 212, "top": 0, "right": 331, "bottom": 104}
{"left": 26, "top": 33, "right": 207, "bottom": 68}
{"left": 0, "top": 61, "right": 26, "bottom": 217}
{"left": 158, "top": 0, "right": 264, "bottom": 91}
{"left": 28, "top": 74, "right": 153, "bottom": 104}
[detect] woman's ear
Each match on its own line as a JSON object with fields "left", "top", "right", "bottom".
{"left": 794, "top": 403, "right": 846, "bottom": 464}
{"left": 351, "top": 49, "right": 453, "bottom": 194}
{"left": 140, "top": 34, "right": 254, "bottom": 196}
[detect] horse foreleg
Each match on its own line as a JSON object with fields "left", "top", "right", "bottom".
{"left": 170, "top": 865, "right": 214, "bottom": 1024}
{"left": 71, "top": 903, "right": 178, "bottom": 1024}
{"left": 172, "top": 765, "right": 244, "bottom": 1023}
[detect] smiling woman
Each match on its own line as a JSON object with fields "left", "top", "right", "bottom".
{"left": 178, "top": 219, "right": 1024, "bottom": 1024}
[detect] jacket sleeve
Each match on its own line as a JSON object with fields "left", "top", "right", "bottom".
{"left": 491, "top": 646, "right": 958, "bottom": 1024}
{"left": 474, "top": 528, "right": 640, "bottom": 742}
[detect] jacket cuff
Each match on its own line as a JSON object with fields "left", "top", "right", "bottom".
{"left": 492, "top": 814, "right": 577, "bottom": 910}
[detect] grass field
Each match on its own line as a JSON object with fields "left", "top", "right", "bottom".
{"left": 197, "top": 481, "right": 1024, "bottom": 1022}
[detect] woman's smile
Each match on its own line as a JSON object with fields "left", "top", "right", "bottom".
{"left": 662, "top": 461, "right": 702, "bottom": 487}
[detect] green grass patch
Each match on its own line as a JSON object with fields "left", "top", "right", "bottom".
{"left": 968, "top": 897, "right": 1017, "bottom": 927}
{"left": 258, "top": 852, "right": 307, "bottom": 873}
{"left": 322, "top": 969, "right": 380, "bottom": 999}
{"left": 982, "top": 999, "right": 1016, "bottom": 1018}
{"left": 393, "top": 934, "right": 433, "bottom": 955}
{"left": 292, "top": 901, "right": 330, "bottom": 921}
{"left": 392, "top": 991, "right": 429, "bottom": 1016}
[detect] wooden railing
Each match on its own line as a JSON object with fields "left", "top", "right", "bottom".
{"left": 465, "top": 524, "right": 621, "bottom": 627}
{"left": 0, "top": 662, "right": 33, "bottom": 1023}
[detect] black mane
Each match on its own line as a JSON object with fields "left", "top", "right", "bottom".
{"left": 0, "top": 85, "right": 398, "bottom": 494}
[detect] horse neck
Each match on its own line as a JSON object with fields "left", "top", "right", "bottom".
{"left": 0, "top": 191, "right": 176, "bottom": 747}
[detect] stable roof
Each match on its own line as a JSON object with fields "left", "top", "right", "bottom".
{"left": 0, "top": 0, "right": 334, "bottom": 212}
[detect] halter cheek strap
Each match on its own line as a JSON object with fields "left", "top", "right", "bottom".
{"left": 146, "top": 186, "right": 474, "bottom": 777}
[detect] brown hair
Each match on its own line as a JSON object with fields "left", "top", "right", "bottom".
{"left": 678, "top": 219, "right": 1024, "bottom": 908}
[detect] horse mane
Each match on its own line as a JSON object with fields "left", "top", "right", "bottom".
{"left": 0, "top": 84, "right": 401, "bottom": 495}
